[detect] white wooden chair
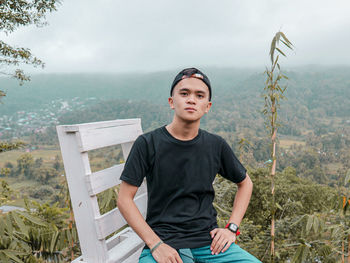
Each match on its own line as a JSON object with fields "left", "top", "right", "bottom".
{"left": 56, "top": 119, "right": 147, "bottom": 263}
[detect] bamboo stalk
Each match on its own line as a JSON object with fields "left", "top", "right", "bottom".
{"left": 265, "top": 31, "right": 293, "bottom": 263}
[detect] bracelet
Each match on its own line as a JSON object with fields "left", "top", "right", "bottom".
{"left": 150, "top": 240, "right": 164, "bottom": 254}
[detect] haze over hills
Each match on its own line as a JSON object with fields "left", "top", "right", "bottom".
{"left": 0, "top": 67, "right": 256, "bottom": 115}
{"left": 0, "top": 66, "right": 349, "bottom": 136}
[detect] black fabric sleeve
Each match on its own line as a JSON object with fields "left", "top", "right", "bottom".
{"left": 119, "top": 135, "right": 149, "bottom": 187}
{"left": 218, "top": 139, "right": 247, "bottom": 183}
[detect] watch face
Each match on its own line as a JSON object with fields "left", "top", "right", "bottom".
{"left": 229, "top": 224, "right": 238, "bottom": 232}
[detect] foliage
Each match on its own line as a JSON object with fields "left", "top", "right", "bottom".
{"left": 16, "top": 153, "right": 34, "bottom": 179}
{"left": 213, "top": 166, "right": 340, "bottom": 261}
{"left": 0, "top": 141, "right": 26, "bottom": 153}
{"left": 0, "top": 198, "right": 78, "bottom": 262}
{"left": 0, "top": 0, "right": 60, "bottom": 86}
{"left": 0, "top": 179, "right": 12, "bottom": 206}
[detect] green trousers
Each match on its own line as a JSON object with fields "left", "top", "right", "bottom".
{"left": 139, "top": 244, "right": 261, "bottom": 263}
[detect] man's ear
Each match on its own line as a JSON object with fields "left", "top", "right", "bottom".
{"left": 168, "top": 97, "right": 175, "bottom": 109}
{"left": 205, "top": 101, "right": 212, "bottom": 113}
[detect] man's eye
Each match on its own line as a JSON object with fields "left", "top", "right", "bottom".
{"left": 197, "top": 94, "right": 204, "bottom": 98}
{"left": 180, "top": 92, "right": 188, "bottom": 96}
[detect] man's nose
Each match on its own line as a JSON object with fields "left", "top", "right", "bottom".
{"left": 186, "top": 94, "right": 196, "bottom": 104}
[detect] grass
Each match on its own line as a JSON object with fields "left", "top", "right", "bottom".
{"left": 325, "top": 163, "right": 343, "bottom": 175}
{"left": 0, "top": 147, "right": 61, "bottom": 167}
{"left": 279, "top": 139, "right": 306, "bottom": 149}
{"left": 1, "top": 176, "right": 45, "bottom": 206}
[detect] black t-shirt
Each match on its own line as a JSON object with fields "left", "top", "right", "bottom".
{"left": 120, "top": 126, "right": 246, "bottom": 249}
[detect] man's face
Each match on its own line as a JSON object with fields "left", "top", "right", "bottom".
{"left": 168, "top": 77, "right": 212, "bottom": 123}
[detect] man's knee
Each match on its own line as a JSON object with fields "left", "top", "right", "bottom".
{"left": 225, "top": 243, "right": 261, "bottom": 262}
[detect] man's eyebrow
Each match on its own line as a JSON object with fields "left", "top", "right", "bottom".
{"left": 178, "top": 88, "right": 206, "bottom": 93}
{"left": 178, "top": 88, "right": 190, "bottom": 92}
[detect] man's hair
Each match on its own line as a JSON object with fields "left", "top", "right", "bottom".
{"left": 170, "top": 67, "right": 212, "bottom": 101}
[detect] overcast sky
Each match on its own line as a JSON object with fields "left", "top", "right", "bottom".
{"left": 1, "top": 0, "right": 350, "bottom": 73}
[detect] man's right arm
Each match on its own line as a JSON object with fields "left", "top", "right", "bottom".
{"left": 117, "top": 181, "right": 183, "bottom": 263}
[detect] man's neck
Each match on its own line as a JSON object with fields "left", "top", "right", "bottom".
{"left": 166, "top": 118, "right": 200, "bottom": 141}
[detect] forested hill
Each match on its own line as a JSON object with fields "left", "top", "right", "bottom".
{"left": 1, "top": 66, "right": 349, "bottom": 120}
{"left": 0, "top": 68, "right": 253, "bottom": 115}
{"left": 1, "top": 66, "right": 350, "bottom": 140}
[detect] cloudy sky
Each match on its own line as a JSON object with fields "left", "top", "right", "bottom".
{"left": 2, "top": 0, "right": 350, "bottom": 73}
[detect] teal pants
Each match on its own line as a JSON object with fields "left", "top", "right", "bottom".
{"left": 139, "top": 244, "right": 261, "bottom": 263}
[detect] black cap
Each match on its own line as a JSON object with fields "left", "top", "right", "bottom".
{"left": 170, "top": 67, "right": 212, "bottom": 101}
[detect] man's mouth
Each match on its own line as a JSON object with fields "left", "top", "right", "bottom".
{"left": 185, "top": 107, "right": 196, "bottom": 112}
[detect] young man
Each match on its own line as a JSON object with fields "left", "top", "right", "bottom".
{"left": 117, "top": 68, "right": 260, "bottom": 263}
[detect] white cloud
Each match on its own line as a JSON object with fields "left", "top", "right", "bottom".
{"left": 1, "top": 0, "right": 349, "bottom": 73}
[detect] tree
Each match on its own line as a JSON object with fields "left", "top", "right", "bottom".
{"left": 53, "top": 155, "right": 61, "bottom": 171}
{"left": 0, "top": 1, "right": 61, "bottom": 162}
{"left": 262, "top": 31, "right": 293, "bottom": 262}
{"left": 16, "top": 153, "right": 34, "bottom": 178}
{"left": 33, "top": 166, "right": 58, "bottom": 184}
{"left": 0, "top": 0, "right": 61, "bottom": 87}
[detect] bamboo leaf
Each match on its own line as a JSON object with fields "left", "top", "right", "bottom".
{"left": 0, "top": 218, "right": 5, "bottom": 237}
{"left": 280, "top": 39, "right": 292, "bottom": 49}
{"left": 276, "top": 203, "right": 283, "bottom": 210}
{"left": 50, "top": 231, "right": 59, "bottom": 253}
{"left": 280, "top": 39, "right": 288, "bottom": 46}
{"left": 275, "top": 251, "right": 280, "bottom": 259}
{"left": 0, "top": 252, "right": 11, "bottom": 263}
{"left": 15, "top": 211, "right": 48, "bottom": 227}
{"left": 11, "top": 212, "right": 29, "bottom": 239}
{"left": 276, "top": 32, "right": 281, "bottom": 43}
{"left": 306, "top": 215, "right": 313, "bottom": 235}
{"left": 280, "top": 31, "right": 293, "bottom": 46}
{"left": 276, "top": 47, "right": 286, "bottom": 57}
{"left": 344, "top": 169, "right": 350, "bottom": 186}
{"left": 291, "top": 214, "right": 307, "bottom": 226}
{"left": 270, "top": 36, "right": 277, "bottom": 63}
{"left": 1, "top": 250, "right": 24, "bottom": 263}
{"left": 301, "top": 246, "right": 309, "bottom": 262}
{"left": 6, "top": 214, "right": 13, "bottom": 237}
{"left": 313, "top": 216, "right": 319, "bottom": 234}
{"left": 291, "top": 245, "right": 303, "bottom": 263}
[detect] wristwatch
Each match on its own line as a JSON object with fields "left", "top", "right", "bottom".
{"left": 225, "top": 223, "right": 240, "bottom": 236}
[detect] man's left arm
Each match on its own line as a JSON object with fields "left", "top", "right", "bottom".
{"left": 210, "top": 173, "right": 253, "bottom": 255}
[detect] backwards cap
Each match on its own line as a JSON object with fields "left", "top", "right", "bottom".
{"left": 170, "top": 67, "right": 212, "bottom": 101}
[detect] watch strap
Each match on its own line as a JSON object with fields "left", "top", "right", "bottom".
{"left": 225, "top": 223, "right": 241, "bottom": 236}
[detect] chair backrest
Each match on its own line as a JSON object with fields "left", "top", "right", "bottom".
{"left": 56, "top": 119, "right": 147, "bottom": 262}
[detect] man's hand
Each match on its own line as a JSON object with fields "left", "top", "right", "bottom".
{"left": 152, "top": 243, "right": 183, "bottom": 263}
{"left": 210, "top": 228, "right": 236, "bottom": 255}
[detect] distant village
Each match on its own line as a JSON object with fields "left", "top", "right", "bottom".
{"left": 0, "top": 97, "right": 98, "bottom": 140}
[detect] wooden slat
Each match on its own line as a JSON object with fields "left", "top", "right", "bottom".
{"left": 105, "top": 226, "right": 134, "bottom": 250}
{"left": 86, "top": 165, "right": 147, "bottom": 197}
{"left": 60, "top": 119, "right": 141, "bottom": 133}
{"left": 71, "top": 256, "right": 86, "bottom": 263}
{"left": 78, "top": 123, "right": 142, "bottom": 152}
{"left": 86, "top": 164, "right": 125, "bottom": 195}
{"left": 95, "top": 193, "right": 147, "bottom": 240}
{"left": 107, "top": 230, "right": 144, "bottom": 263}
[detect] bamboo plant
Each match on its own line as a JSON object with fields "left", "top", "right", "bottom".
{"left": 262, "top": 31, "right": 293, "bottom": 262}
